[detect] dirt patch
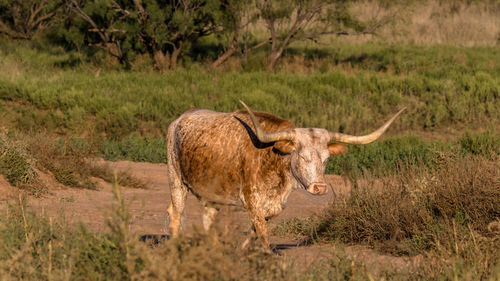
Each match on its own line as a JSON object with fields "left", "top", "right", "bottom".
{"left": 0, "top": 160, "right": 415, "bottom": 272}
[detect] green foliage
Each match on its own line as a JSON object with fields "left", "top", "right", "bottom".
{"left": 327, "top": 131, "right": 499, "bottom": 176}
{"left": 1, "top": 42, "right": 498, "bottom": 139}
{"left": 326, "top": 135, "right": 440, "bottom": 176}
{"left": 100, "top": 133, "right": 166, "bottom": 163}
{"left": 61, "top": 0, "right": 221, "bottom": 69}
{"left": 458, "top": 130, "right": 500, "bottom": 159}
{"left": 0, "top": 0, "right": 62, "bottom": 40}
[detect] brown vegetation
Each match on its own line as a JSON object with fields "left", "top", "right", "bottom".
{"left": 344, "top": 0, "right": 500, "bottom": 46}
{"left": 274, "top": 154, "right": 500, "bottom": 279}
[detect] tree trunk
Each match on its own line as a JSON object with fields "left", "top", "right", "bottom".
{"left": 211, "top": 46, "right": 238, "bottom": 69}
{"left": 170, "top": 42, "right": 183, "bottom": 69}
{"left": 267, "top": 49, "right": 283, "bottom": 70}
{"left": 153, "top": 49, "right": 170, "bottom": 72}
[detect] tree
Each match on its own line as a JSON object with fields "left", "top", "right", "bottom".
{"left": 257, "top": 0, "right": 396, "bottom": 70}
{"left": 209, "top": 0, "right": 260, "bottom": 68}
{"left": 0, "top": 0, "right": 62, "bottom": 40}
{"left": 132, "top": 0, "right": 219, "bottom": 70}
{"left": 67, "top": 0, "right": 218, "bottom": 70}
{"left": 66, "top": 0, "right": 134, "bottom": 66}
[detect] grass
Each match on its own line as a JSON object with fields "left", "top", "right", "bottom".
{"left": 99, "top": 133, "right": 166, "bottom": 163}
{"left": 274, "top": 153, "right": 500, "bottom": 279}
{"left": 1, "top": 40, "right": 498, "bottom": 167}
{"left": 0, "top": 132, "right": 147, "bottom": 192}
{"left": 1, "top": 155, "right": 498, "bottom": 280}
{"left": 0, "top": 183, "right": 298, "bottom": 280}
{"left": 327, "top": 130, "right": 500, "bottom": 176}
{"left": 0, "top": 41, "right": 498, "bottom": 141}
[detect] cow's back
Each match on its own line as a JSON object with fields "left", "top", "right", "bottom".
{"left": 167, "top": 108, "right": 294, "bottom": 204}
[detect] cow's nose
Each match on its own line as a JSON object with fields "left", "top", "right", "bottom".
{"left": 306, "top": 183, "right": 328, "bottom": 195}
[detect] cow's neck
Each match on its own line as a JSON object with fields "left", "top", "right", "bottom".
{"left": 257, "top": 151, "right": 296, "bottom": 203}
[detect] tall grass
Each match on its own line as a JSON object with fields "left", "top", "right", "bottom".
{"left": 274, "top": 154, "right": 500, "bottom": 279}
{"left": 0, "top": 182, "right": 297, "bottom": 280}
{"left": 327, "top": 130, "right": 500, "bottom": 176}
{"left": 0, "top": 133, "right": 147, "bottom": 191}
{"left": 347, "top": 0, "right": 500, "bottom": 47}
{"left": 0, "top": 41, "right": 498, "bottom": 141}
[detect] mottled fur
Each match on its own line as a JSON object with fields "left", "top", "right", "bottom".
{"left": 166, "top": 108, "right": 344, "bottom": 247}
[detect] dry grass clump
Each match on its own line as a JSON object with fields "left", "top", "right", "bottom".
{"left": 346, "top": 0, "right": 500, "bottom": 46}
{"left": 28, "top": 136, "right": 98, "bottom": 189}
{"left": 275, "top": 155, "right": 500, "bottom": 279}
{"left": 0, "top": 184, "right": 294, "bottom": 281}
{"left": 0, "top": 135, "right": 46, "bottom": 195}
{"left": 89, "top": 163, "right": 148, "bottom": 189}
{"left": 0, "top": 133, "right": 147, "bottom": 192}
{"left": 29, "top": 136, "right": 148, "bottom": 190}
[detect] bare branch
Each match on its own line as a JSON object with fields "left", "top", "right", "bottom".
{"left": 0, "top": 20, "right": 28, "bottom": 39}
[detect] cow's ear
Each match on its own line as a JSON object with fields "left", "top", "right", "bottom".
{"left": 328, "top": 143, "right": 347, "bottom": 156}
{"left": 273, "top": 140, "right": 296, "bottom": 154}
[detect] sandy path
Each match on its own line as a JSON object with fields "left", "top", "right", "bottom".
{"left": 19, "top": 161, "right": 348, "bottom": 235}
{"left": 0, "top": 161, "right": 415, "bottom": 273}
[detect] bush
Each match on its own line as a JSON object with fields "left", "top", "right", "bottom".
{"left": 0, "top": 184, "right": 294, "bottom": 280}
{"left": 0, "top": 135, "right": 45, "bottom": 195}
{"left": 100, "top": 134, "right": 166, "bottom": 163}
{"left": 0, "top": 133, "right": 147, "bottom": 190}
{"left": 275, "top": 155, "right": 500, "bottom": 279}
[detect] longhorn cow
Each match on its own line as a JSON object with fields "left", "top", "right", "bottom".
{"left": 166, "top": 101, "right": 405, "bottom": 248}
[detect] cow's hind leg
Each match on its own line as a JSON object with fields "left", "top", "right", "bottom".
{"left": 166, "top": 155, "right": 188, "bottom": 238}
{"left": 167, "top": 183, "right": 187, "bottom": 237}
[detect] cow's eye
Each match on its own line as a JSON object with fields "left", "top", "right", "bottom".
{"left": 300, "top": 154, "right": 310, "bottom": 162}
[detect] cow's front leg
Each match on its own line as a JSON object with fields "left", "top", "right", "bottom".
{"left": 248, "top": 210, "right": 269, "bottom": 249}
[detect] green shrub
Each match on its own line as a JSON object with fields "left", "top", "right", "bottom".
{"left": 100, "top": 133, "right": 166, "bottom": 163}
{"left": 458, "top": 130, "right": 500, "bottom": 159}
{"left": 326, "top": 135, "right": 441, "bottom": 176}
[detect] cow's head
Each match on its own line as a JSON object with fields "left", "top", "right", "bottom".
{"left": 240, "top": 101, "right": 405, "bottom": 195}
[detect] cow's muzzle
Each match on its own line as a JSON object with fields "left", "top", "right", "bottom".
{"left": 306, "top": 182, "right": 328, "bottom": 195}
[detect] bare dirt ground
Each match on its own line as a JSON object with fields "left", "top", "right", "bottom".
{"left": 0, "top": 160, "right": 418, "bottom": 273}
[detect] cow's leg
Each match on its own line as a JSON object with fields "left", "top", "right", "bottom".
{"left": 202, "top": 204, "right": 219, "bottom": 231}
{"left": 241, "top": 224, "right": 256, "bottom": 250}
{"left": 166, "top": 158, "right": 188, "bottom": 238}
{"left": 167, "top": 184, "right": 187, "bottom": 237}
{"left": 248, "top": 210, "right": 270, "bottom": 249}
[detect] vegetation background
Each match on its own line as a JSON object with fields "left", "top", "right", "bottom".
{"left": 0, "top": 0, "right": 499, "bottom": 280}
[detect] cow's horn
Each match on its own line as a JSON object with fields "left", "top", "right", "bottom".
{"left": 240, "top": 101, "right": 295, "bottom": 143}
{"left": 329, "top": 107, "right": 406, "bottom": 144}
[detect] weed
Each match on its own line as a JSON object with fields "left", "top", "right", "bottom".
{"left": 275, "top": 154, "right": 500, "bottom": 279}
{"left": 89, "top": 163, "right": 148, "bottom": 189}
{"left": 0, "top": 179, "right": 295, "bottom": 280}
{"left": 0, "top": 135, "right": 45, "bottom": 195}
{"left": 100, "top": 133, "right": 166, "bottom": 163}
